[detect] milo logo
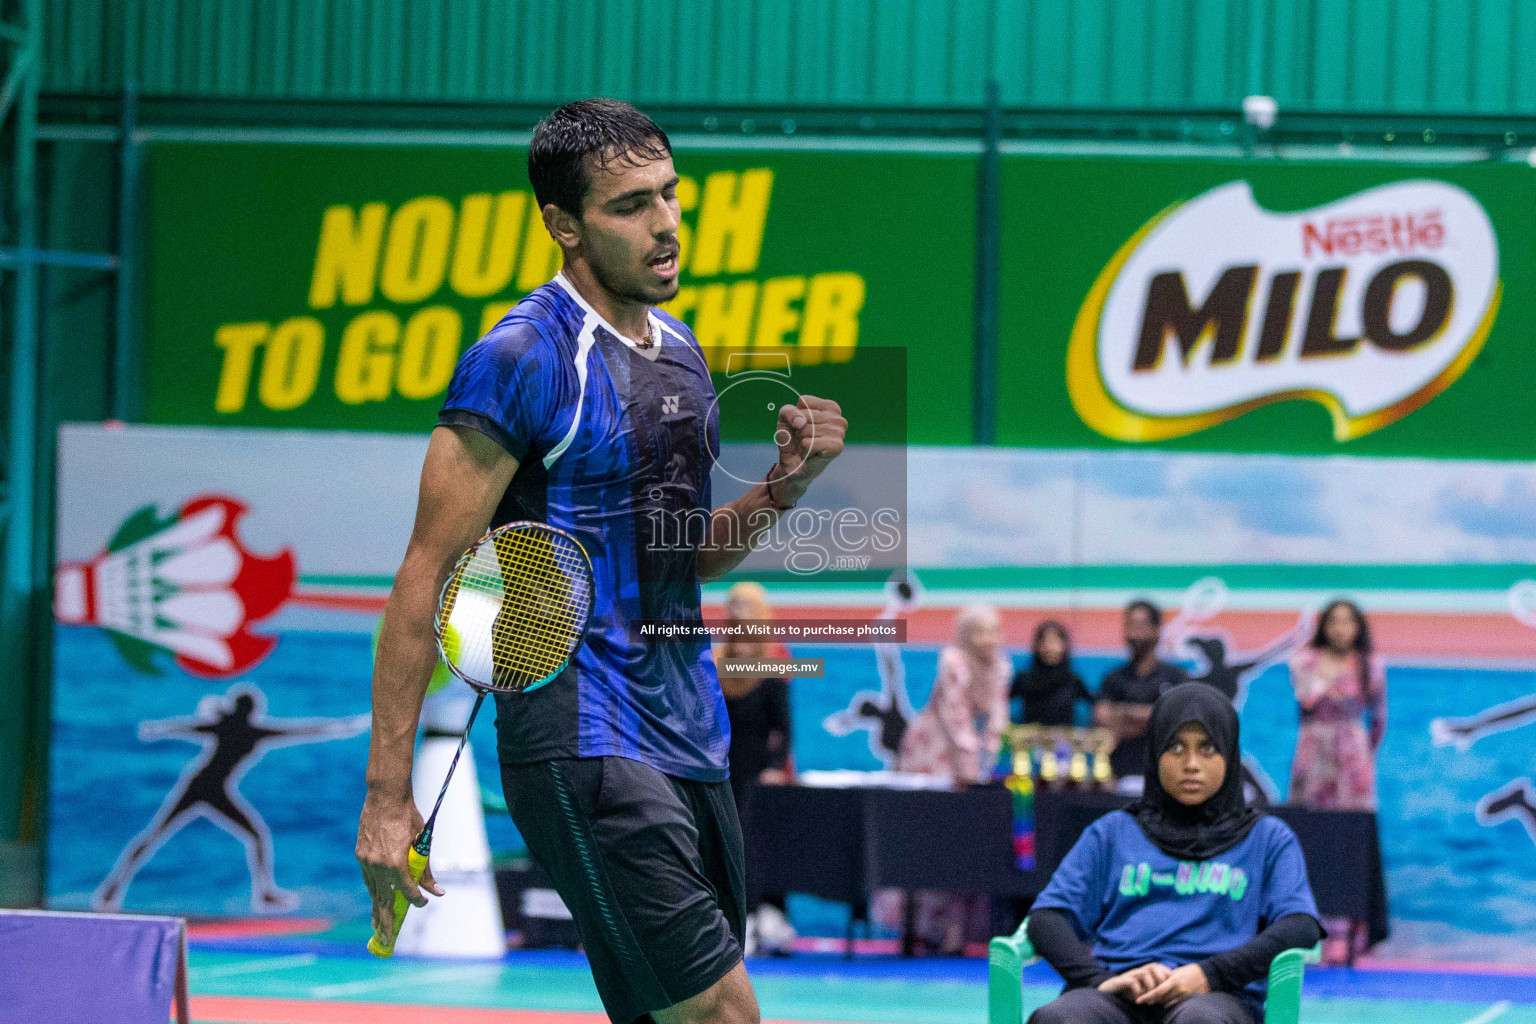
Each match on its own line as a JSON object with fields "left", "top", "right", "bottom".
{"left": 1068, "top": 180, "right": 1501, "bottom": 442}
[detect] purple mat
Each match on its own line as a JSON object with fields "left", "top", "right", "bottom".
{"left": 0, "top": 909, "right": 187, "bottom": 1023}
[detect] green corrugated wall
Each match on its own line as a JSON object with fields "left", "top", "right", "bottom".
{"left": 40, "top": 0, "right": 1536, "bottom": 116}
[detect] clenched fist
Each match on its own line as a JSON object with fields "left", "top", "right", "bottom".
{"left": 767, "top": 395, "right": 846, "bottom": 507}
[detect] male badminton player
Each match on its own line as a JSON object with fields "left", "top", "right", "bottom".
{"left": 357, "top": 98, "right": 846, "bottom": 1024}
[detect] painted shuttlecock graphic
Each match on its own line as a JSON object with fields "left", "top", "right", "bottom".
{"left": 54, "top": 495, "right": 296, "bottom": 678}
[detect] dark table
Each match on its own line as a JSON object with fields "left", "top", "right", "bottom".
{"left": 738, "top": 783, "right": 1388, "bottom": 957}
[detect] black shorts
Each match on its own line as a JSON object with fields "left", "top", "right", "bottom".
{"left": 502, "top": 756, "right": 747, "bottom": 1024}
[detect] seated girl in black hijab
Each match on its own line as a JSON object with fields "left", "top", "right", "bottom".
{"left": 1026, "top": 684, "right": 1323, "bottom": 1024}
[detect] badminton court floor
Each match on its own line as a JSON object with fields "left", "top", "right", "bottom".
{"left": 184, "top": 937, "right": 1536, "bottom": 1024}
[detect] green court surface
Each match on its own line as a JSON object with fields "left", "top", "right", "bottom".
{"left": 185, "top": 947, "right": 1536, "bottom": 1024}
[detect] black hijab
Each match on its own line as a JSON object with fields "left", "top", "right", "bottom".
{"left": 1130, "top": 682, "right": 1262, "bottom": 861}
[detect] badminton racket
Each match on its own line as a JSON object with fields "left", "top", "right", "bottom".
{"left": 367, "top": 520, "right": 594, "bottom": 957}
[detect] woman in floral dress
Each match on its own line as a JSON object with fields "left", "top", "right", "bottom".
{"left": 879, "top": 603, "right": 1011, "bottom": 953}
{"left": 1287, "top": 598, "right": 1386, "bottom": 962}
{"left": 899, "top": 603, "right": 1012, "bottom": 783}
{"left": 1287, "top": 599, "right": 1386, "bottom": 811}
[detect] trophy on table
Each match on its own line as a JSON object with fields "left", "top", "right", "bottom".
{"left": 1004, "top": 725, "right": 1118, "bottom": 872}
{"left": 1006, "top": 724, "right": 1118, "bottom": 791}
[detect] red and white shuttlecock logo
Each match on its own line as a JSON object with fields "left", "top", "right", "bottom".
{"left": 55, "top": 495, "right": 296, "bottom": 678}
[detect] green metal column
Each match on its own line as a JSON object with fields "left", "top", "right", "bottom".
{"left": 0, "top": 0, "right": 44, "bottom": 850}
{"left": 970, "top": 78, "right": 1001, "bottom": 445}
{"left": 111, "top": 0, "right": 141, "bottom": 420}
{"left": 112, "top": 79, "right": 141, "bottom": 420}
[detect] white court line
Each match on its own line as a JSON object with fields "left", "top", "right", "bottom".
{"left": 310, "top": 965, "right": 492, "bottom": 999}
{"left": 192, "top": 953, "right": 319, "bottom": 979}
{"left": 1461, "top": 1001, "right": 1513, "bottom": 1024}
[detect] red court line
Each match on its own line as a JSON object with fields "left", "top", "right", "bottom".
{"left": 191, "top": 996, "right": 837, "bottom": 1024}
{"left": 288, "top": 590, "right": 388, "bottom": 614}
{"left": 187, "top": 918, "right": 331, "bottom": 940}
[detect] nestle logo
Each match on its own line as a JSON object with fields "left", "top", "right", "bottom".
{"left": 1301, "top": 210, "right": 1445, "bottom": 258}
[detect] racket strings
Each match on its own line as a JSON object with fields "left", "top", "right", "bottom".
{"left": 490, "top": 529, "right": 588, "bottom": 685}
{"left": 438, "top": 525, "right": 593, "bottom": 692}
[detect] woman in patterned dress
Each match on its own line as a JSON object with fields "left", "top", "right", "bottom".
{"left": 1287, "top": 598, "right": 1386, "bottom": 962}
{"left": 899, "top": 603, "right": 1012, "bottom": 783}
{"left": 884, "top": 603, "right": 1011, "bottom": 953}
{"left": 1287, "top": 599, "right": 1386, "bottom": 811}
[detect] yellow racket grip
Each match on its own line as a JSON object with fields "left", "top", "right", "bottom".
{"left": 367, "top": 846, "right": 429, "bottom": 958}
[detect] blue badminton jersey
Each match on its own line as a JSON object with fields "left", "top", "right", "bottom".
{"left": 1033, "top": 811, "right": 1319, "bottom": 1015}
{"left": 439, "top": 274, "right": 730, "bottom": 781}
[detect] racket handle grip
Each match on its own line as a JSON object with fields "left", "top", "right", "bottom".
{"left": 367, "top": 846, "right": 429, "bottom": 959}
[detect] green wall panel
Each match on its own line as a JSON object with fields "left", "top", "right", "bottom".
{"left": 39, "top": 0, "right": 1536, "bottom": 118}
{"left": 136, "top": 140, "right": 973, "bottom": 444}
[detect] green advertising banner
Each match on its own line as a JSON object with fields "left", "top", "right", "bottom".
{"left": 144, "top": 142, "right": 973, "bottom": 444}
{"left": 998, "top": 156, "right": 1536, "bottom": 458}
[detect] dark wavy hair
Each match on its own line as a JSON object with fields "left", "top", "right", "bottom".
{"left": 528, "top": 98, "right": 672, "bottom": 217}
{"left": 1310, "top": 598, "right": 1372, "bottom": 655}
{"left": 1031, "top": 619, "right": 1072, "bottom": 666}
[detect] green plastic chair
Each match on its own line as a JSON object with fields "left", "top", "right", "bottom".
{"left": 988, "top": 916, "right": 1321, "bottom": 1024}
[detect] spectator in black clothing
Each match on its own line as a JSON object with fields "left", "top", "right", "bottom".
{"left": 1094, "top": 600, "right": 1189, "bottom": 780}
{"left": 1012, "top": 620, "right": 1092, "bottom": 726}
{"left": 724, "top": 668, "right": 794, "bottom": 801}
{"left": 716, "top": 582, "right": 795, "bottom": 801}
{"left": 713, "top": 582, "right": 796, "bottom": 955}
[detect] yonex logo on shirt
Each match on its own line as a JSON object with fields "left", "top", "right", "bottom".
{"left": 1119, "top": 860, "right": 1249, "bottom": 901}
{"left": 662, "top": 395, "right": 680, "bottom": 413}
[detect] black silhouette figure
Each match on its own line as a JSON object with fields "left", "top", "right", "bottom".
{"left": 824, "top": 632, "right": 916, "bottom": 767}
{"left": 1178, "top": 621, "right": 1308, "bottom": 709}
{"left": 1433, "top": 691, "right": 1536, "bottom": 852}
{"left": 824, "top": 577, "right": 919, "bottom": 767}
{"left": 1431, "top": 586, "right": 1536, "bottom": 851}
{"left": 94, "top": 685, "right": 368, "bottom": 912}
{"left": 855, "top": 693, "right": 911, "bottom": 760}
{"left": 1477, "top": 778, "right": 1536, "bottom": 846}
